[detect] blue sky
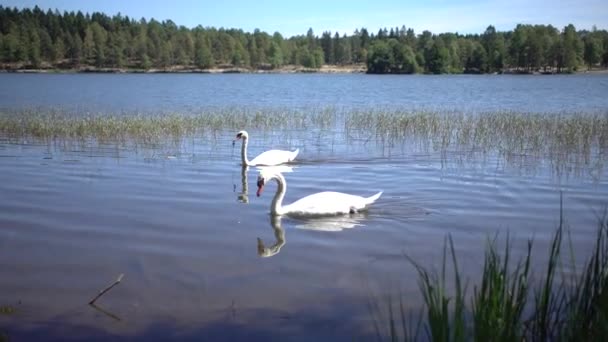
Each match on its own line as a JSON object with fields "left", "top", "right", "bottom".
{"left": 1, "top": 0, "right": 606, "bottom": 37}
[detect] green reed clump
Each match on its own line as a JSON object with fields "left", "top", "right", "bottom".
{"left": 559, "top": 213, "right": 608, "bottom": 340}
{"left": 406, "top": 236, "right": 467, "bottom": 342}
{"left": 471, "top": 235, "right": 531, "bottom": 342}
{"left": 373, "top": 206, "right": 608, "bottom": 342}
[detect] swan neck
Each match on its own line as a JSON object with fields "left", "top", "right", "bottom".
{"left": 270, "top": 174, "right": 286, "bottom": 216}
{"left": 241, "top": 138, "right": 250, "bottom": 166}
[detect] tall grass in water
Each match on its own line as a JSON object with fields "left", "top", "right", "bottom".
{"left": 0, "top": 108, "right": 336, "bottom": 143}
{"left": 373, "top": 208, "right": 608, "bottom": 341}
{"left": 345, "top": 110, "right": 608, "bottom": 158}
{"left": 1, "top": 108, "right": 605, "bottom": 171}
{"left": 1, "top": 109, "right": 606, "bottom": 151}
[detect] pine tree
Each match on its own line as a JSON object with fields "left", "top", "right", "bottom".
{"left": 90, "top": 22, "right": 107, "bottom": 67}
{"left": 39, "top": 28, "right": 54, "bottom": 62}
{"left": 53, "top": 33, "right": 65, "bottom": 63}
{"left": 83, "top": 25, "right": 94, "bottom": 63}
{"left": 28, "top": 27, "right": 41, "bottom": 67}
{"left": 66, "top": 31, "right": 83, "bottom": 65}
{"left": 194, "top": 35, "right": 213, "bottom": 68}
{"left": 269, "top": 41, "right": 283, "bottom": 68}
{"left": 562, "top": 24, "right": 583, "bottom": 72}
{"left": 320, "top": 31, "right": 334, "bottom": 64}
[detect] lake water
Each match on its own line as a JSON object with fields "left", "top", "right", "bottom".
{"left": 0, "top": 73, "right": 607, "bottom": 341}
{"left": 2, "top": 73, "right": 608, "bottom": 113}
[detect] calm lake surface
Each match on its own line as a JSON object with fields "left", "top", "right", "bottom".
{"left": 2, "top": 73, "right": 608, "bottom": 113}
{"left": 1, "top": 73, "right": 607, "bottom": 341}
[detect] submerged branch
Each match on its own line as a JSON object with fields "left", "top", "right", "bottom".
{"left": 89, "top": 273, "right": 124, "bottom": 305}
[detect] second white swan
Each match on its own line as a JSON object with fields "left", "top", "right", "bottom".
{"left": 256, "top": 169, "right": 383, "bottom": 217}
{"left": 234, "top": 130, "right": 299, "bottom": 166}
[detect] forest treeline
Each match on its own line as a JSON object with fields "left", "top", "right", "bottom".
{"left": 1, "top": 6, "right": 607, "bottom": 74}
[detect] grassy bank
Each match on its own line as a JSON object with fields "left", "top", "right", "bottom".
{"left": 370, "top": 206, "right": 608, "bottom": 341}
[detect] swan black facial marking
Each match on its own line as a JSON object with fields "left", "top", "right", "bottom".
{"left": 257, "top": 178, "right": 265, "bottom": 188}
{"left": 236, "top": 132, "right": 242, "bottom": 139}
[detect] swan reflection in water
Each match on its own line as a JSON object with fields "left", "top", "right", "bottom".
{"left": 256, "top": 213, "right": 368, "bottom": 258}
{"left": 292, "top": 212, "right": 368, "bottom": 231}
{"left": 234, "top": 165, "right": 294, "bottom": 204}
{"left": 236, "top": 165, "right": 250, "bottom": 203}
{"left": 257, "top": 215, "right": 286, "bottom": 258}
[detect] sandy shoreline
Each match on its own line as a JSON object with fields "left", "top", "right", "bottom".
{"left": 0, "top": 64, "right": 368, "bottom": 74}
{"left": 1, "top": 64, "right": 606, "bottom": 75}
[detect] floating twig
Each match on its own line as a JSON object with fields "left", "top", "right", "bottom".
{"left": 89, "top": 273, "right": 124, "bottom": 305}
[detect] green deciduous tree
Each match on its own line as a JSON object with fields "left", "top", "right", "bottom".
{"left": 367, "top": 40, "right": 391, "bottom": 73}
{"left": 468, "top": 42, "right": 487, "bottom": 73}
{"left": 427, "top": 37, "right": 450, "bottom": 74}
{"left": 482, "top": 25, "right": 505, "bottom": 72}
{"left": 390, "top": 39, "right": 418, "bottom": 73}
{"left": 561, "top": 24, "right": 583, "bottom": 72}
{"left": 312, "top": 47, "right": 324, "bottom": 68}
{"left": 296, "top": 45, "right": 323, "bottom": 68}
{"left": 583, "top": 35, "right": 602, "bottom": 69}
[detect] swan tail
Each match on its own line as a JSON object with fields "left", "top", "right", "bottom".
{"left": 290, "top": 148, "right": 300, "bottom": 161}
{"left": 365, "top": 191, "right": 383, "bottom": 205}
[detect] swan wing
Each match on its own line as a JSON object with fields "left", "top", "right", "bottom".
{"left": 250, "top": 149, "right": 298, "bottom": 166}
{"left": 283, "top": 191, "right": 375, "bottom": 216}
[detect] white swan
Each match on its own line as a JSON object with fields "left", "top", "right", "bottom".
{"left": 256, "top": 169, "right": 383, "bottom": 217}
{"left": 235, "top": 165, "right": 294, "bottom": 204}
{"left": 233, "top": 130, "right": 299, "bottom": 166}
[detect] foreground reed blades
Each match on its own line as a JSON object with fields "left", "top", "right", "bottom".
{"left": 373, "top": 208, "right": 608, "bottom": 341}
{"left": 471, "top": 235, "right": 531, "bottom": 342}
